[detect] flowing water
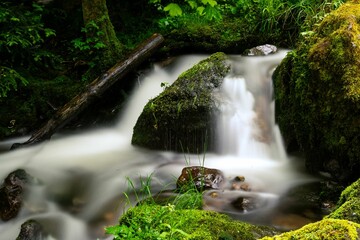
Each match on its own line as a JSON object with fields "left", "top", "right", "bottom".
{"left": 0, "top": 52, "right": 317, "bottom": 239}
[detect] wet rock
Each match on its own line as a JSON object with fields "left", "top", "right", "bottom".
{"left": 132, "top": 52, "right": 231, "bottom": 152}
{"left": 0, "top": 169, "right": 32, "bottom": 221}
{"left": 203, "top": 190, "right": 272, "bottom": 215}
{"left": 176, "top": 166, "right": 225, "bottom": 192}
{"left": 244, "top": 44, "right": 278, "bottom": 56}
{"left": 231, "top": 176, "right": 251, "bottom": 191}
{"left": 231, "top": 196, "right": 259, "bottom": 212}
{"left": 16, "top": 219, "right": 46, "bottom": 240}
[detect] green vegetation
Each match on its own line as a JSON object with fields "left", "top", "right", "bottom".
{"left": 152, "top": 0, "right": 344, "bottom": 53}
{"left": 106, "top": 173, "right": 277, "bottom": 240}
{"left": 326, "top": 178, "right": 360, "bottom": 224}
{"left": 0, "top": 1, "right": 57, "bottom": 97}
{"left": 107, "top": 204, "right": 277, "bottom": 240}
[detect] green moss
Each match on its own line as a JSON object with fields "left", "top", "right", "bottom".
{"left": 326, "top": 178, "right": 360, "bottom": 223}
{"left": 260, "top": 219, "right": 360, "bottom": 240}
{"left": 107, "top": 204, "right": 277, "bottom": 240}
{"left": 273, "top": 0, "right": 360, "bottom": 182}
{"left": 131, "top": 52, "right": 231, "bottom": 152}
{"left": 163, "top": 16, "right": 288, "bottom": 55}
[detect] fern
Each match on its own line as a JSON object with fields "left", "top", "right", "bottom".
{"left": 0, "top": 67, "right": 28, "bottom": 98}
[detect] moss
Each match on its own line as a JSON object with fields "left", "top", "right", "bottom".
{"left": 273, "top": 0, "right": 360, "bottom": 182}
{"left": 131, "top": 52, "right": 231, "bottom": 153}
{"left": 260, "top": 219, "right": 360, "bottom": 240}
{"left": 112, "top": 204, "right": 278, "bottom": 240}
{"left": 162, "top": 16, "right": 290, "bottom": 56}
{"left": 326, "top": 178, "right": 360, "bottom": 223}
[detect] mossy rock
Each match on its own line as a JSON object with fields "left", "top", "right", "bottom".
{"left": 107, "top": 204, "right": 278, "bottom": 240}
{"left": 131, "top": 52, "right": 231, "bottom": 153}
{"left": 260, "top": 218, "right": 360, "bottom": 240}
{"left": 326, "top": 178, "right": 360, "bottom": 223}
{"left": 272, "top": 0, "right": 360, "bottom": 183}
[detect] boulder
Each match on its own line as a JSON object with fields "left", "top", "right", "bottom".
{"left": 0, "top": 169, "right": 32, "bottom": 221}
{"left": 132, "top": 52, "right": 231, "bottom": 152}
{"left": 272, "top": 1, "right": 360, "bottom": 183}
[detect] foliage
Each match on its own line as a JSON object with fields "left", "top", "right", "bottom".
{"left": 150, "top": 0, "right": 344, "bottom": 44}
{"left": 227, "top": 0, "right": 344, "bottom": 34}
{"left": 69, "top": 20, "right": 109, "bottom": 82}
{"left": 0, "top": 67, "right": 28, "bottom": 98}
{"left": 149, "top": 0, "right": 222, "bottom": 21}
{"left": 71, "top": 20, "right": 107, "bottom": 52}
{"left": 0, "top": 1, "right": 58, "bottom": 97}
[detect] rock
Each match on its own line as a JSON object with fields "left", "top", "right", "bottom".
{"left": 231, "top": 196, "right": 258, "bottom": 212}
{"left": 231, "top": 176, "right": 251, "bottom": 191}
{"left": 16, "top": 219, "right": 46, "bottom": 240}
{"left": 272, "top": 1, "right": 360, "bottom": 183}
{"left": 0, "top": 169, "right": 32, "bottom": 221}
{"left": 326, "top": 177, "right": 360, "bottom": 224}
{"left": 176, "top": 166, "right": 225, "bottom": 192}
{"left": 132, "top": 52, "right": 231, "bottom": 152}
{"left": 244, "top": 44, "right": 278, "bottom": 56}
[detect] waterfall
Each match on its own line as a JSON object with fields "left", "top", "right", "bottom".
{"left": 0, "top": 52, "right": 315, "bottom": 240}
{"left": 216, "top": 52, "right": 288, "bottom": 162}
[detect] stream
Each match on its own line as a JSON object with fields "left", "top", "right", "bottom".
{"left": 0, "top": 52, "right": 320, "bottom": 239}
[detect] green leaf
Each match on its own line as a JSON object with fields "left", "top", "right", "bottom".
{"left": 197, "top": 6, "right": 205, "bottom": 15}
{"left": 93, "top": 42, "right": 106, "bottom": 49}
{"left": 187, "top": 1, "right": 198, "bottom": 9}
{"left": 203, "top": 5, "right": 222, "bottom": 21}
{"left": 10, "top": 17, "right": 20, "bottom": 22}
{"left": 164, "top": 3, "right": 183, "bottom": 17}
{"left": 44, "top": 28, "right": 56, "bottom": 37}
{"left": 201, "top": 0, "right": 217, "bottom": 7}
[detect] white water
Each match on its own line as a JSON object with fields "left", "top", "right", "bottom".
{"left": 0, "top": 52, "right": 314, "bottom": 239}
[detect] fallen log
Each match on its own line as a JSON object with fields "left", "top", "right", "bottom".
{"left": 12, "top": 33, "right": 164, "bottom": 149}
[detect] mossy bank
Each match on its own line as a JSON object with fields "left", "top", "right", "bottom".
{"left": 326, "top": 177, "right": 360, "bottom": 224}
{"left": 273, "top": 0, "right": 360, "bottom": 183}
{"left": 106, "top": 204, "right": 278, "bottom": 240}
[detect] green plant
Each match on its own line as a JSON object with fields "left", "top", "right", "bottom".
{"left": 0, "top": 67, "right": 28, "bottom": 98}
{"left": 71, "top": 20, "right": 106, "bottom": 52}
{"left": 0, "top": 1, "right": 57, "bottom": 97}
{"left": 150, "top": 0, "right": 222, "bottom": 20}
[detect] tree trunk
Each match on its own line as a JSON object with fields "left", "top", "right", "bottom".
{"left": 12, "top": 33, "right": 164, "bottom": 149}
{"left": 81, "top": 0, "right": 123, "bottom": 66}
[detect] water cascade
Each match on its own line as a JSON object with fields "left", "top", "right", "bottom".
{"left": 0, "top": 52, "right": 316, "bottom": 240}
